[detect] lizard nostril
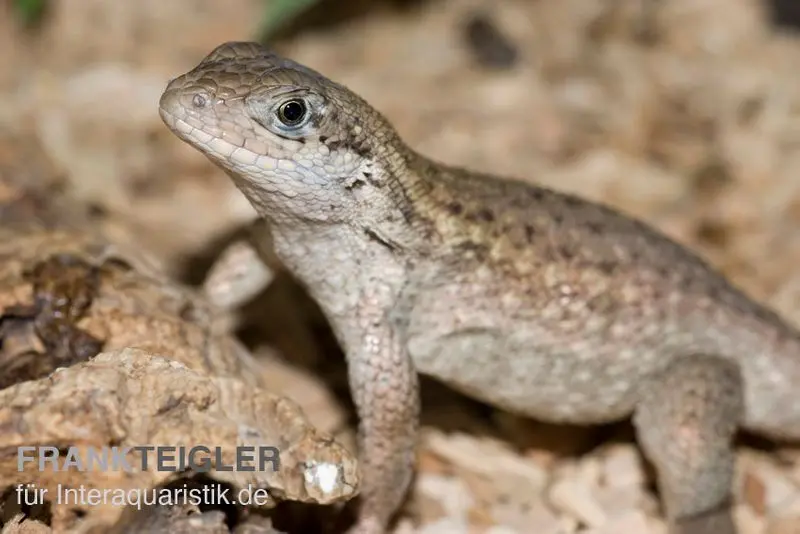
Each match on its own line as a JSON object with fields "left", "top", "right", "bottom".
{"left": 192, "top": 94, "right": 208, "bottom": 108}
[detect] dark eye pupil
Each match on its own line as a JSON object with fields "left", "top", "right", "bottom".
{"left": 279, "top": 100, "right": 306, "bottom": 125}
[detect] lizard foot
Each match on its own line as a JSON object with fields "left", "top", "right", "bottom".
{"left": 671, "top": 506, "right": 736, "bottom": 534}
{"left": 633, "top": 354, "right": 743, "bottom": 534}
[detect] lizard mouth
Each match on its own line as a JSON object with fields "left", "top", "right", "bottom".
{"left": 158, "top": 97, "right": 282, "bottom": 186}
{"left": 158, "top": 86, "right": 189, "bottom": 128}
{"left": 158, "top": 87, "right": 187, "bottom": 139}
{"left": 157, "top": 105, "right": 176, "bottom": 130}
{"left": 158, "top": 88, "right": 224, "bottom": 150}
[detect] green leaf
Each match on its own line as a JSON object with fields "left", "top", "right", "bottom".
{"left": 258, "top": 0, "right": 320, "bottom": 40}
{"left": 12, "top": 0, "right": 48, "bottom": 26}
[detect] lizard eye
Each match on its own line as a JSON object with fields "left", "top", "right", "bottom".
{"left": 276, "top": 99, "right": 308, "bottom": 127}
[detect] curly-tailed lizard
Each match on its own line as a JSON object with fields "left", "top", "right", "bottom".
{"left": 159, "top": 41, "right": 800, "bottom": 534}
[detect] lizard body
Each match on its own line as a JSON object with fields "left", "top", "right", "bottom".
{"left": 159, "top": 41, "right": 800, "bottom": 534}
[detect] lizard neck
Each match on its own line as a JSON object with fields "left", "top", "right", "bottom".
{"left": 268, "top": 221, "right": 408, "bottom": 350}
{"left": 254, "top": 137, "right": 443, "bottom": 259}
{"left": 357, "top": 148, "right": 443, "bottom": 256}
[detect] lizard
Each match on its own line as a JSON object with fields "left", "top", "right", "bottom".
{"left": 159, "top": 41, "right": 800, "bottom": 534}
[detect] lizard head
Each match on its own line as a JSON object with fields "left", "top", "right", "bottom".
{"left": 159, "top": 41, "right": 406, "bottom": 225}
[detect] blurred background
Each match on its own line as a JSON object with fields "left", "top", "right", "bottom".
{"left": 2, "top": 0, "right": 799, "bottom": 313}
{"left": 2, "top": 0, "right": 800, "bottom": 532}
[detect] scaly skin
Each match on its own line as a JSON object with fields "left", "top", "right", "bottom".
{"left": 159, "top": 41, "right": 800, "bottom": 534}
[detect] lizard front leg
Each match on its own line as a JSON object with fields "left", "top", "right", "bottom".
{"left": 204, "top": 219, "right": 278, "bottom": 310}
{"left": 345, "top": 289, "right": 420, "bottom": 534}
{"left": 204, "top": 238, "right": 274, "bottom": 309}
{"left": 633, "top": 354, "right": 744, "bottom": 534}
